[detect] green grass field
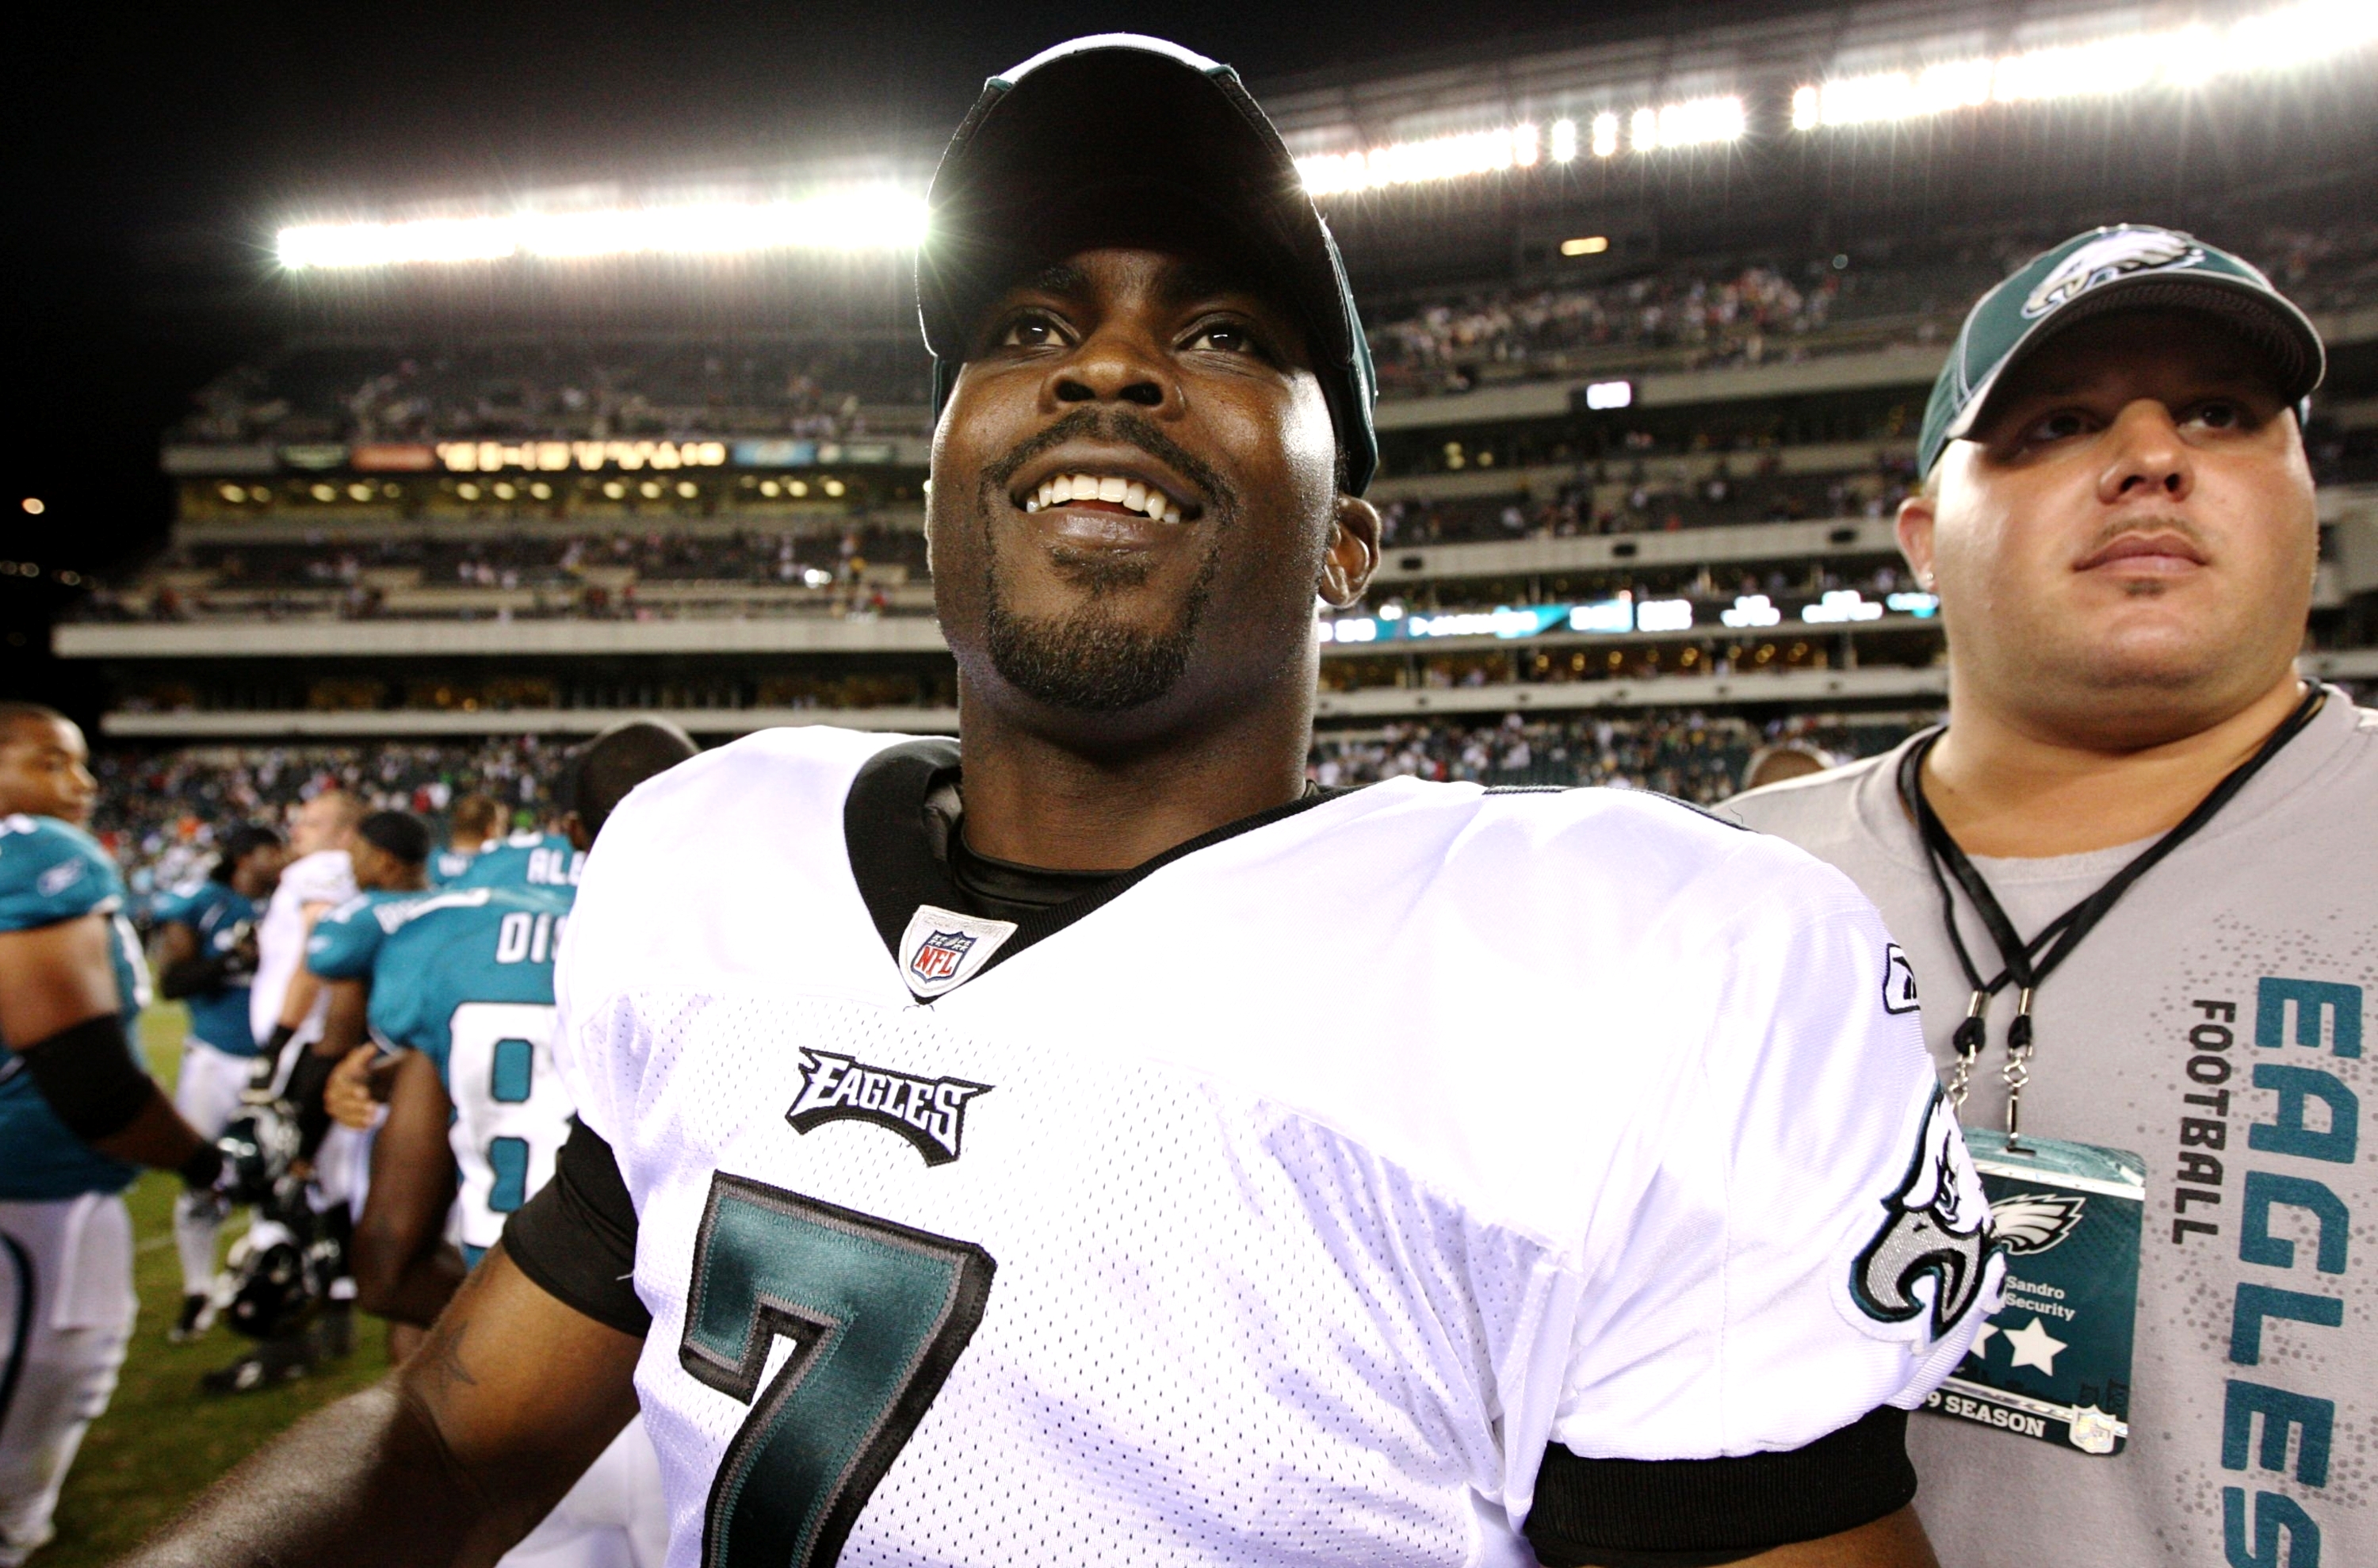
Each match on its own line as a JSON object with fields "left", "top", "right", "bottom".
{"left": 34, "top": 1006, "right": 394, "bottom": 1568}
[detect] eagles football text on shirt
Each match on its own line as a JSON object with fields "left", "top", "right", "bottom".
{"left": 507, "top": 727, "right": 2001, "bottom": 1567}
{"left": 1731, "top": 690, "right": 2377, "bottom": 1568}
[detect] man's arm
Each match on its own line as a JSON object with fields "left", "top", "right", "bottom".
{"left": 351, "top": 1051, "right": 465, "bottom": 1328}
{"left": 0, "top": 916, "right": 213, "bottom": 1173}
{"left": 117, "top": 1247, "right": 639, "bottom": 1568}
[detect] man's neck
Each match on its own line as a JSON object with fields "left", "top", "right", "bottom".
{"left": 956, "top": 699, "right": 1313, "bottom": 873}
{"left": 1921, "top": 673, "right": 2310, "bottom": 858}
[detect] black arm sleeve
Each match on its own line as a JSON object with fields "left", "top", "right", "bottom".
{"left": 284, "top": 1047, "right": 339, "bottom": 1161}
{"left": 15, "top": 1012, "right": 159, "bottom": 1143}
{"left": 502, "top": 1116, "right": 652, "bottom": 1337}
{"left": 1524, "top": 1405, "right": 1917, "bottom": 1568}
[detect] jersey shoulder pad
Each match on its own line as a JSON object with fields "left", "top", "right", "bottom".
{"left": 0, "top": 814, "right": 124, "bottom": 932}
{"left": 151, "top": 876, "right": 216, "bottom": 925}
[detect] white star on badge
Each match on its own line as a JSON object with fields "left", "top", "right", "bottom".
{"left": 2002, "top": 1314, "right": 2067, "bottom": 1375}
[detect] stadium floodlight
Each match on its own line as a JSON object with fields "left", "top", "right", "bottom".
{"left": 1628, "top": 96, "right": 1746, "bottom": 153}
{"left": 1294, "top": 122, "right": 1546, "bottom": 197}
{"left": 275, "top": 187, "right": 930, "bottom": 270}
{"left": 1550, "top": 119, "right": 1578, "bottom": 163}
{"left": 1560, "top": 235, "right": 1610, "bottom": 257}
{"left": 1791, "top": 0, "right": 2378, "bottom": 131}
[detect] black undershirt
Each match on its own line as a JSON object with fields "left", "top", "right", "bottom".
{"left": 503, "top": 743, "right": 1917, "bottom": 1564}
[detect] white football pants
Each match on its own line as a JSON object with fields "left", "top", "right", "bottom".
{"left": 0, "top": 1193, "right": 136, "bottom": 1568}
{"left": 170, "top": 1038, "right": 256, "bottom": 1298}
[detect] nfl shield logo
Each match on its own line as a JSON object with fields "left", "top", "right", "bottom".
{"left": 910, "top": 928, "right": 977, "bottom": 985}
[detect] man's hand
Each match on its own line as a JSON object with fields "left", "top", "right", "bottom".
{"left": 327, "top": 1046, "right": 383, "bottom": 1130}
{"left": 113, "top": 1249, "right": 640, "bottom": 1567}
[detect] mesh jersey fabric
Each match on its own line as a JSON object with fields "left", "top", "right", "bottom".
{"left": 151, "top": 878, "right": 262, "bottom": 1056}
{"left": 552, "top": 728, "right": 1999, "bottom": 1566}
{"left": 0, "top": 815, "right": 147, "bottom": 1200}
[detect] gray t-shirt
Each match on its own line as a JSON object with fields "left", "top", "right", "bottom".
{"left": 1730, "top": 690, "right": 2376, "bottom": 1568}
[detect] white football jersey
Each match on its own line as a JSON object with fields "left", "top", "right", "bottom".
{"left": 250, "top": 847, "right": 356, "bottom": 1047}
{"left": 548, "top": 729, "right": 1999, "bottom": 1568}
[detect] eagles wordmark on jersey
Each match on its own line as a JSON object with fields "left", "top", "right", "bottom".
{"left": 514, "top": 728, "right": 2004, "bottom": 1567}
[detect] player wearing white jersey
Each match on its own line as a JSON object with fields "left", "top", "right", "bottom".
{"left": 121, "top": 38, "right": 1997, "bottom": 1568}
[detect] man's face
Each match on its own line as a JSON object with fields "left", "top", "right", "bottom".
{"left": 348, "top": 841, "right": 405, "bottom": 892}
{"left": 927, "top": 246, "right": 1375, "bottom": 738}
{"left": 289, "top": 794, "right": 353, "bottom": 858}
{"left": 0, "top": 717, "right": 97, "bottom": 825}
{"left": 1902, "top": 311, "right": 2316, "bottom": 731}
{"left": 230, "top": 844, "right": 285, "bottom": 901}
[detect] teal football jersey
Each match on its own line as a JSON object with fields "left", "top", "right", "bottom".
{"left": 429, "top": 847, "right": 479, "bottom": 887}
{"left": 152, "top": 878, "right": 262, "bottom": 1055}
{"left": 450, "top": 831, "right": 582, "bottom": 893}
{"left": 0, "top": 814, "right": 151, "bottom": 1199}
{"left": 305, "top": 889, "right": 423, "bottom": 982}
{"left": 365, "top": 885, "right": 575, "bottom": 1256}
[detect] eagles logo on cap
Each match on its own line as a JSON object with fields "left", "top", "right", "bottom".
{"left": 1919, "top": 223, "right": 2325, "bottom": 476}
{"left": 2021, "top": 228, "right": 2202, "bottom": 319}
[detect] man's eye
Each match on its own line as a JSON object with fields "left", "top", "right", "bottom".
{"left": 998, "top": 314, "right": 1063, "bottom": 349}
{"left": 2190, "top": 400, "right": 2243, "bottom": 430}
{"left": 2025, "top": 410, "right": 2089, "bottom": 445}
{"left": 1187, "top": 322, "right": 1258, "bottom": 354}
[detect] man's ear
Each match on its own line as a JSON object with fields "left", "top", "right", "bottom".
{"left": 1895, "top": 487, "right": 1938, "bottom": 592}
{"left": 563, "top": 812, "right": 594, "bottom": 854}
{"left": 1319, "top": 495, "right": 1382, "bottom": 610}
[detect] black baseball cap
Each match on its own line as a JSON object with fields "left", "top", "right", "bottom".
{"left": 1921, "top": 224, "right": 2324, "bottom": 476}
{"left": 916, "top": 33, "right": 1379, "bottom": 495}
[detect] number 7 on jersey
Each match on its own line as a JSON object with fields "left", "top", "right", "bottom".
{"left": 679, "top": 1172, "right": 996, "bottom": 1568}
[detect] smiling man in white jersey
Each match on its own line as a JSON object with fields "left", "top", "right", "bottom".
{"left": 1732, "top": 227, "right": 2372, "bottom": 1567}
{"left": 120, "top": 37, "right": 2000, "bottom": 1568}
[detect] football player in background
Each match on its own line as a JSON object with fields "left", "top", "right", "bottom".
{"left": 119, "top": 40, "right": 1994, "bottom": 1568}
{"left": 321, "top": 722, "right": 696, "bottom": 1568}
{"left": 0, "top": 703, "right": 230, "bottom": 1566}
{"left": 431, "top": 794, "right": 505, "bottom": 887}
{"left": 151, "top": 822, "right": 285, "bottom": 1343}
{"left": 208, "top": 789, "right": 365, "bottom": 1392}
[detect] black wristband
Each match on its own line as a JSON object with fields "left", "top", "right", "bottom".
{"left": 17, "top": 1013, "right": 158, "bottom": 1143}
{"left": 178, "top": 1142, "right": 224, "bottom": 1189}
{"left": 159, "top": 953, "right": 231, "bottom": 1000}
{"left": 264, "top": 1022, "right": 297, "bottom": 1061}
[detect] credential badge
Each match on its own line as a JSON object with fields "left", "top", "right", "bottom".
{"left": 786, "top": 1049, "right": 992, "bottom": 1166}
{"left": 896, "top": 904, "right": 1018, "bottom": 1000}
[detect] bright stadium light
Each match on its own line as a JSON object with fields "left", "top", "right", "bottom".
{"left": 275, "top": 188, "right": 930, "bottom": 270}
{"left": 1590, "top": 113, "right": 1620, "bottom": 158}
{"left": 1294, "top": 122, "right": 1546, "bottom": 196}
{"left": 1550, "top": 118, "right": 1578, "bottom": 163}
{"left": 1791, "top": 0, "right": 2378, "bottom": 130}
{"left": 1629, "top": 96, "right": 1745, "bottom": 153}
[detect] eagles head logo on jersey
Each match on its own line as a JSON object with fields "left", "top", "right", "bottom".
{"left": 1988, "top": 1191, "right": 2086, "bottom": 1256}
{"left": 1851, "top": 1089, "right": 2001, "bottom": 1339}
{"left": 2022, "top": 228, "right": 2201, "bottom": 319}
{"left": 786, "top": 1049, "right": 992, "bottom": 1166}
{"left": 1881, "top": 943, "right": 1920, "bottom": 1015}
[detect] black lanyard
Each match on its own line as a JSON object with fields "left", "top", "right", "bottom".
{"left": 1896, "top": 683, "right": 2327, "bottom": 1145}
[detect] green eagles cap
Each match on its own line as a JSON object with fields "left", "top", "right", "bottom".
{"left": 916, "top": 34, "right": 1380, "bottom": 495}
{"left": 1919, "top": 224, "right": 2324, "bottom": 476}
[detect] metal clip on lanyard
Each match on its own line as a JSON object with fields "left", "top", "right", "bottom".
{"left": 1897, "top": 685, "right": 2326, "bottom": 1150}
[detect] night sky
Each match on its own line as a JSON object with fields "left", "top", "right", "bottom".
{"left": 4, "top": 2, "right": 1703, "bottom": 583}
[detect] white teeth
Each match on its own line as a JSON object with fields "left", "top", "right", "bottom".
{"left": 1022, "top": 472, "right": 1187, "bottom": 520}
